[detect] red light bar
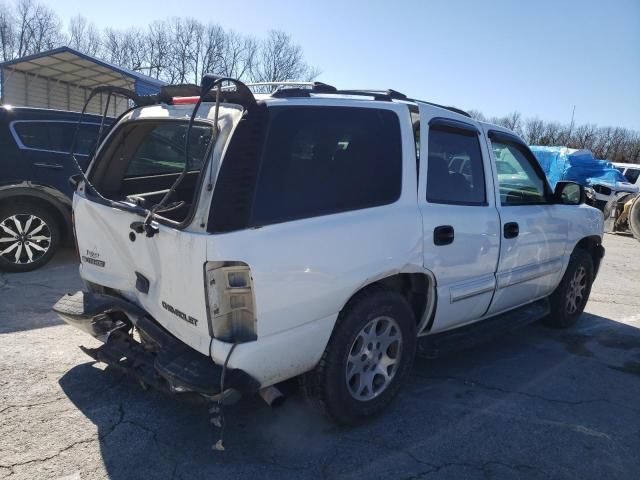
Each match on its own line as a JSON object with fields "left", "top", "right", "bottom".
{"left": 172, "top": 96, "right": 200, "bottom": 105}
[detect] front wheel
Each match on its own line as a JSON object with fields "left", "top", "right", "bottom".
{"left": 0, "top": 202, "right": 60, "bottom": 272}
{"left": 302, "top": 287, "right": 416, "bottom": 425}
{"left": 543, "top": 248, "right": 594, "bottom": 328}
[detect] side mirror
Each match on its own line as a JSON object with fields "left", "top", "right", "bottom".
{"left": 554, "top": 181, "right": 584, "bottom": 205}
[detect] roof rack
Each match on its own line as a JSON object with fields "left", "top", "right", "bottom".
{"left": 156, "top": 77, "right": 472, "bottom": 117}
{"left": 249, "top": 81, "right": 471, "bottom": 117}
{"left": 336, "top": 89, "right": 408, "bottom": 101}
{"left": 246, "top": 82, "right": 315, "bottom": 90}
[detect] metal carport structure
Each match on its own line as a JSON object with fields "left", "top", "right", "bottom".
{"left": 0, "top": 46, "right": 166, "bottom": 115}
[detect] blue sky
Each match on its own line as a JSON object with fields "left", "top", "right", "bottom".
{"left": 51, "top": 0, "right": 640, "bottom": 129}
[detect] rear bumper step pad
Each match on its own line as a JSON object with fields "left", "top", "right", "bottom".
{"left": 53, "top": 291, "right": 260, "bottom": 397}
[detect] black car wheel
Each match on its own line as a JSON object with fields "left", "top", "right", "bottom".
{"left": 302, "top": 286, "right": 416, "bottom": 425}
{"left": 0, "top": 202, "right": 60, "bottom": 272}
{"left": 543, "top": 248, "right": 594, "bottom": 328}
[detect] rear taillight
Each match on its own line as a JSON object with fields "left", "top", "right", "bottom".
{"left": 204, "top": 262, "right": 257, "bottom": 343}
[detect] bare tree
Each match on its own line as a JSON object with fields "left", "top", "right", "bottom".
{"left": 166, "top": 17, "right": 201, "bottom": 83}
{"left": 467, "top": 109, "right": 486, "bottom": 122}
{"left": 145, "top": 20, "right": 171, "bottom": 79}
{"left": 195, "top": 23, "right": 225, "bottom": 83}
{"left": 219, "top": 30, "right": 257, "bottom": 79}
{"left": 102, "top": 27, "right": 146, "bottom": 72}
{"left": 3, "top": 0, "right": 634, "bottom": 163}
{"left": 253, "top": 30, "right": 317, "bottom": 85}
{"left": 68, "top": 15, "right": 100, "bottom": 56}
{"left": 503, "top": 111, "right": 522, "bottom": 133}
{"left": 14, "top": 0, "right": 62, "bottom": 56}
{"left": 0, "top": 2, "right": 16, "bottom": 61}
{"left": 571, "top": 124, "right": 598, "bottom": 150}
{"left": 523, "top": 118, "right": 545, "bottom": 144}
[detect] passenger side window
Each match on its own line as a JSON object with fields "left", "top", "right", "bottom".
{"left": 491, "top": 141, "right": 549, "bottom": 205}
{"left": 426, "top": 127, "right": 486, "bottom": 205}
{"left": 13, "top": 122, "right": 51, "bottom": 150}
{"left": 251, "top": 106, "right": 402, "bottom": 226}
{"left": 12, "top": 121, "right": 101, "bottom": 155}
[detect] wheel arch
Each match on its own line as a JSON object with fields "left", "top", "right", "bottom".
{"left": 338, "top": 268, "right": 437, "bottom": 337}
{"left": 573, "top": 235, "right": 604, "bottom": 277}
{"left": 0, "top": 184, "right": 72, "bottom": 242}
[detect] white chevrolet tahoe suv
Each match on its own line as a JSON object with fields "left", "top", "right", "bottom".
{"left": 54, "top": 77, "right": 605, "bottom": 426}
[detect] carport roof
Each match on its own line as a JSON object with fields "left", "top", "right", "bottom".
{"left": 0, "top": 46, "right": 165, "bottom": 92}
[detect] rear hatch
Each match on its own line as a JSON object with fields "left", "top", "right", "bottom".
{"left": 74, "top": 104, "right": 243, "bottom": 355}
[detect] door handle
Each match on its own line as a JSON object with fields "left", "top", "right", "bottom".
{"left": 34, "top": 162, "right": 63, "bottom": 170}
{"left": 434, "top": 225, "right": 454, "bottom": 246}
{"left": 504, "top": 222, "right": 519, "bottom": 239}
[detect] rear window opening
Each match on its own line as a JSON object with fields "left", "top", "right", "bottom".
{"left": 88, "top": 119, "right": 214, "bottom": 223}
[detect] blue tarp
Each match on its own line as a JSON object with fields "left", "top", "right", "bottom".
{"left": 530, "top": 146, "right": 628, "bottom": 189}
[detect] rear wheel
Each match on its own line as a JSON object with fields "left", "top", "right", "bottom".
{"left": 0, "top": 202, "right": 60, "bottom": 272}
{"left": 543, "top": 248, "right": 593, "bottom": 328}
{"left": 302, "top": 287, "right": 416, "bottom": 425}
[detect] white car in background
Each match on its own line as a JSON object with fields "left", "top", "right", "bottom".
{"left": 613, "top": 162, "right": 640, "bottom": 187}
{"left": 590, "top": 175, "right": 639, "bottom": 210}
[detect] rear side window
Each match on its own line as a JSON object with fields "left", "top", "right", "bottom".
{"left": 125, "top": 123, "right": 213, "bottom": 177}
{"left": 426, "top": 127, "right": 486, "bottom": 205}
{"left": 251, "top": 107, "right": 402, "bottom": 226}
{"left": 12, "top": 121, "right": 101, "bottom": 155}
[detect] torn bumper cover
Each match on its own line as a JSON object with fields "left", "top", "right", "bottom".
{"left": 53, "top": 291, "right": 260, "bottom": 398}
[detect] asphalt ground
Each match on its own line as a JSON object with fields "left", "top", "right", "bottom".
{"left": 1, "top": 233, "right": 639, "bottom": 480}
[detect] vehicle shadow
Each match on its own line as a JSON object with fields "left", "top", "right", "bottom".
{"left": 57, "top": 311, "right": 640, "bottom": 480}
{"left": 0, "top": 247, "right": 80, "bottom": 333}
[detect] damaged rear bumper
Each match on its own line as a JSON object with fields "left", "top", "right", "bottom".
{"left": 53, "top": 291, "right": 260, "bottom": 399}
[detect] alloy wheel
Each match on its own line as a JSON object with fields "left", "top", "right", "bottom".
{"left": 566, "top": 265, "right": 587, "bottom": 314}
{"left": 345, "top": 316, "right": 403, "bottom": 401}
{"left": 0, "top": 214, "right": 52, "bottom": 266}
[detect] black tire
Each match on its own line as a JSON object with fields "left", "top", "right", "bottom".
{"left": 0, "top": 201, "right": 60, "bottom": 272}
{"left": 302, "top": 286, "right": 416, "bottom": 425}
{"left": 543, "top": 248, "right": 594, "bottom": 328}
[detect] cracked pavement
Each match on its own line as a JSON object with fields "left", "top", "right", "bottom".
{"left": 1, "top": 234, "right": 640, "bottom": 479}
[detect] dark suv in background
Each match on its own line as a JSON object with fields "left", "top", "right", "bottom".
{"left": 0, "top": 106, "right": 108, "bottom": 272}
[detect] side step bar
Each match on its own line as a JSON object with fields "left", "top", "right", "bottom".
{"left": 419, "top": 298, "right": 550, "bottom": 357}
{"left": 53, "top": 291, "right": 260, "bottom": 398}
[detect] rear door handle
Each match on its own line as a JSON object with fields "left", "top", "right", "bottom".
{"left": 504, "top": 222, "right": 519, "bottom": 239}
{"left": 434, "top": 225, "right": 454, "bottom": 246}
{"left": 34, "top": 162, "right": 63, "bottom": 170}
